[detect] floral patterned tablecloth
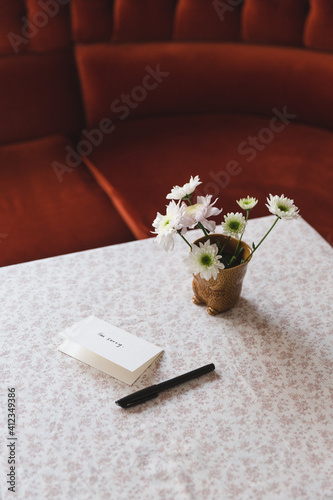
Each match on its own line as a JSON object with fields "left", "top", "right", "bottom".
{"left": 0, "top": 216, "right": 332, "bottom": 500}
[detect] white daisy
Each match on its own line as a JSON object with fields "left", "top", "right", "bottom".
{"left": 222, "top": 212, "right": 247, "bottom": 237}
{"left": 266, "top": 194, "right": 300, "bottom": 220}
{"left": 152, "top": 200, "right": 186, "bottom": 251}
{"left": 185, "top": 240, "right": 225, "bottom": 280}
{"left": 237, "top": 196, "right": 258, "bottom": 211}
{"left": 166, "top": 175, "right": 202, "bottom": 200}
{"left": 183, "top": 195, "right": 222, "bottom": 232}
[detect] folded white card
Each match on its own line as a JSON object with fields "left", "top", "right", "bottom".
{"left": 58, "top": 316, "right": 163, "bottom": 385}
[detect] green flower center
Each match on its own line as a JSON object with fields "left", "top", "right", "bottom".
{"left": 229, "top": 221, "right": 240, "bottom": 231}
{"left": 200, "top": 254, "right": 212, "bottom": 267}
{"left": 277, "top": 204, "right": 288, "bottom": 212}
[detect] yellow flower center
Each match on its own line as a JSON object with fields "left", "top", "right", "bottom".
{"left": 185, "top": 204, "right": 200, "bottom": 216}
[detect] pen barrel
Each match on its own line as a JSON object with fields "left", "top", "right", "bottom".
{"left": 115, "top": 364, "right": 215, "bottom": 408}
{"left": 156, "top": 363, "right": 215, "bottom": 392}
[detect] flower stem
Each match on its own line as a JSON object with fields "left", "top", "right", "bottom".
{"left": 177, "top": 231, "right": 192, "bottom": 249}
{"left": 243, "top": 216, "right": 280, "bottom": 263}
{"left": 198, "top": 222, "right": 210, "bottom": 239}
{"left": 219, "top": 235, "right": 231, "bottom": 255}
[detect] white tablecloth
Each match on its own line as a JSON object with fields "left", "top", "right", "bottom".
{"left": 1, "top": 216, "right": 332, "bottom": 500}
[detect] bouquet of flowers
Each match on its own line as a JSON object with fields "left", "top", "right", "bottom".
{"left": 152, "top": 175, "right": 300, "bottom": 281}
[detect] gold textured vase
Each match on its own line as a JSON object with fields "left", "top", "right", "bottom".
{"left": 192, "top": 234, "right": 252, "bottom": 315}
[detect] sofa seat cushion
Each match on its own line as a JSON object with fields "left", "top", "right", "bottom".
{"left": 0, "top": 135, "right": 134, "bottom": 267}
{"left": 82, "top": 113, "right": 333, "bottom": 243}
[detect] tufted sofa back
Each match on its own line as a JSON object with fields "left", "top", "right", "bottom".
{"left": 1, "top": 0, "right": 333, "bottom": 145}
{"left": 2, "top": 1, "right": 332, "bottom": 53}
{"left": 1, "top": 0, "right": 71, "bottom": 55}
{"left": 72, "top": 0, "right": 333, "bottom": 132}
{"left": 70, "top": 0, "right": 333, "bottom": 50}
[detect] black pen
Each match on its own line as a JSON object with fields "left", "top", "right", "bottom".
{"left": 115, "top": 363, "right": 215, "bottom": 408}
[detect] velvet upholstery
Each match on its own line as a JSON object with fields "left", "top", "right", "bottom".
{"left": 71, "top": 0, "right": 114, "bottom": 43}
{"left": 71, "top": 0, "right": 243, "bottom": 43}
{"left": 0, "top": 0, "right": 27, "bottom": 55}
{"left": 0, "top": 135, "right": 134, "bottom": 267}
{"left": 242, "top": 0, "right": 309, "bottom": 46}
{"left": 304, "top": 0, "right": 333, "bottom": 51}
{"left": 82, "top": 114, "right": 333, "bottom": 243}
{"left": 173, "top": 0, "right": 242, "bottom": 41}
{"left": 72, "top": 0, "right": 333, "bottom": 49}
{"left": 0, "top": 50, "right": 84, "bottom": 145}
{"left": 1, "top": 0, "right": 71, "bottom": 55}
{"left": 112, "top": 0, "right": 175, "bottom": 41}
{"left": 76, "top": 42, "right": 333, "bottom": 130}
{"left": 0, "top": 0, "right": 332, "bottom": 268}
{"left": 26, "top": 0, "right": 71, "bottom": 52}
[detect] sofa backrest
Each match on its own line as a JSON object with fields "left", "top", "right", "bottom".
{"left": 72, "top": 0, "right": 333, "bottom": 131}
{"left": 71, "top": 0, "right": 333, "bottom": 51}
{"left": 0, "top": 0, "right": 84, "bottom": 145}
{"left": 1, "top": 0, "right": 71, "bottom": 55}
{"left": 71, "top": 0, "right": 242, "bottom": 43}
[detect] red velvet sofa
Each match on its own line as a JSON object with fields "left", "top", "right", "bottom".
{"left": 1, "top": 0, "right": 332, "bottom": 267}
